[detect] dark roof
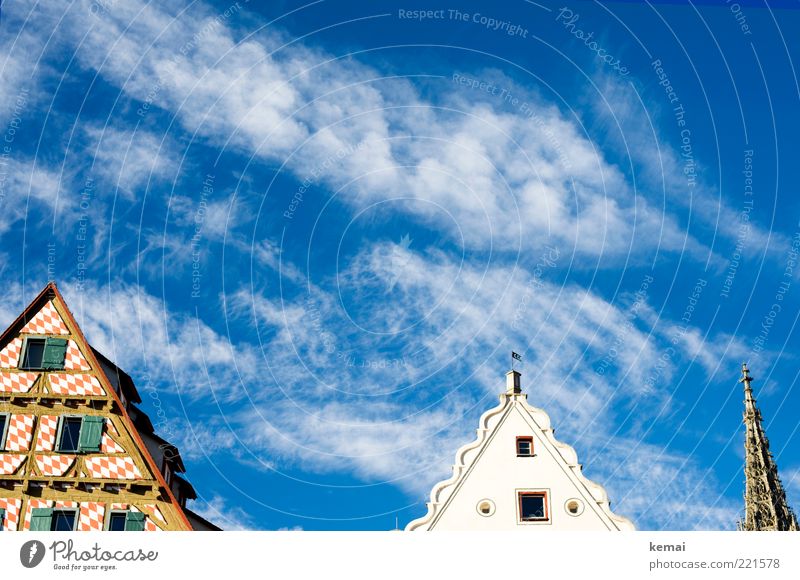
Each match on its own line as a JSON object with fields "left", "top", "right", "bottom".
{"left": 128, "top": 406, "right": 187, "bottom": 473}
{"left": 158, "top": 439, "right": 186, "bottom": 473}
{"left": 172, "top": 474, "right": 197, "bottom": 500}
{"left": 90, "top": 347, "right": 143, "bottom": 404}
{"left": 128, "top": 404, "right": 155, "bottom": 434}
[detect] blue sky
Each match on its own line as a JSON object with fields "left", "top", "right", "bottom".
{"left": 1, "top": 0, "right": 799, "bottom": 530}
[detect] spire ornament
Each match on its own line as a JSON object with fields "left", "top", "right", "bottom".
{"left": 740, "top": 363, "right": 798, "bottom": 531}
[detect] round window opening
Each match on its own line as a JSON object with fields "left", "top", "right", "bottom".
{"left": 565, "top": 499, "right": 584, "bottom": 516}
{"left": 477, "top": 499, "right": 495, "bottom": 517}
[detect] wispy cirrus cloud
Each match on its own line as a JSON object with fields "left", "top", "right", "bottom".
{"left": 15, "top": 0, "right": 736, "bottom": 263}
{"left": 81, "top": 125, "right": 180, "bottom": 198}
{"left": 58, "top": 280, "right": 259, "bottom": 403}
{"left": 189, "top": 494, "right": 257, "bottom": 531}
{"left": 0, "top": 158, "right": 64, "bottom": 234}
{"left": 594, "top": 438, "right": 740, "bottom": 530}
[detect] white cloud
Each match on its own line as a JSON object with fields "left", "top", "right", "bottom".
{"left": 82, "top": 126, "right": 179, "bottom": 198}
{"left": 19, "top": 0, "right": 727, "bottom": 262}
{"left": 673, "top": 328, "right": 752, "bottom": 376}
{"left": 593, "top": 438, "right": 740, "bottom": 530}
{"left": 0, "top": 282, "right": 30, "bottom": 329}
{"left": 239, "top": 398, "right": 471, "bottom": 495}
{"left": 589, "top": 71, "right": 781, "bottom": 263}
{"left": 0, "top": 158, "right": 61, "bottom": 222}
{"left": 0, "top": 157, "right": 87, "bottom": 244}
{"left": 189, "top": 494, "right": 255, "bottom": 531}
{"left": 0, "top": 3, "right": 57, "bottom": 128}
{"left": 174, "top": 415, "right": 240, "bottom": 462}
{"left": 59, "top": 280, "right": 261, "bottom": 404}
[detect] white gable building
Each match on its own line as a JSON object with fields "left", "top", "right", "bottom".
{"left": 406, "top": 370, "right": 634, "bottom": 531}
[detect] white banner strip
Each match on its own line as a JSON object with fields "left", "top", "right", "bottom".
{"left": 2, "top": 531, "right": 799, "bottom": 579}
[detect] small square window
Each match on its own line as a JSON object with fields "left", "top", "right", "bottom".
{"left": 516, "top": 436, "right": 533, "bottom": 456}
{"left": 51, "top": 509, "right": 77, "bottom": 531}
{"left": 519, "top": 492, "right": 548, "bottom": 522}
{"left": 20, "top": 338, "right": 46, "bottom": 369}
{"left": 107, "top": 512, "right": 127, "bottom": 531}
{"left": 57, "top": 417, "right": 83, "bottom": 453}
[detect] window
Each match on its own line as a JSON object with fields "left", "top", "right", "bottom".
{"left": 52, "top": 509, "right": 78, "bottom": 531}
{"left": 162, "top": 461, "right": 172, "bottom": 486}
{"left": 516, "top": 436, "right": 533, "bottom": 456}
{"left": 0, "top": 507, "right": 5, "bottom": 530}
{"left": 57, "top": 417, "right": 83, "bottom": 452}
{"left": 30, "top": 507, "right": 77, "bottom": 531}
{"left": 0, "top": 413, "right": 8, "bottom": 450}
{"left": 518, "top": 492, "right": 548, "bottom": 522}
{"left": 56, "top": 416, "right": 104, "bottom": 453}
{"left": 20, "top": 337, "right": 68, "bottom": 370}
{"left": 106, "top": 511, "right": 145, "bottom": 531}
{"left": 107, "top": 512, "right": 127, "bottom": 531}
{"left": 21, "top": 338, "right": 46, "bottom": 369}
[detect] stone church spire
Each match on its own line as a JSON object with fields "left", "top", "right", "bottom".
{"left": 740, "top": 363, "right": 798, "bottom": 531}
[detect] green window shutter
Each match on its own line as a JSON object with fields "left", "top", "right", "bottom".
{"left": 41, "top": 338, "right": 68, "bottom": 370}
{"left": 124, "top": 511, "right": 146, "bottom": 531}
{"left": 29, "top": 508, "right": 53, "bottom": 531}
{"left": 78, "top": 416, "right": 104, "bottom": 453}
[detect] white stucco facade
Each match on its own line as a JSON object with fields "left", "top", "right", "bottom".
{"left": 406, "top": 371, "right": 634, "bottom": 531}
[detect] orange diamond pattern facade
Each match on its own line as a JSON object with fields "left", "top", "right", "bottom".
{"left": 0, "top": 454, "right": 26, "bottom": 475}
{"left": 0, "top": 497, "right": 21, "bottom": 530}
{"left": 0, "top": 337, "right": 22, "bottom": 368}
{"left": 84, "top": 456, "right": 143, "bottom": 480}
{"left": 48, "top": 373, "right": 105, "bottom": 396}
{"left": 5, "top": 415, "right": 34, "bottom": 451}
{"left": 0, "top": 371, "right": 38, "bottom": 393}
{"left": 101, "top": 429, "right": 125, "bottom": 453}
{"left": 63, "top": 341, "right": 91, "bottom": 371}
{"left": 79, "top": 502, "right": 106, "bottom": 531}
{"left": 19, "top": 300, "right": 69, "bottom": 335}
{"left": 35, "top": 454, "right": 76, "bottom": 476}
{"left": 34, "top": 415, "right": 58, "bottom": 451}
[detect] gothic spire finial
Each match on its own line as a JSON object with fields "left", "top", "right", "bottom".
{"left": 740, "top": 362, "right": 753, "bottom": 387}
{"left": 740, "top": 362, "right": 756, "bottom": 407}
{"left": 740, "top": 363, "right": 798, "bottom": 531}
{"left": 740, "top": 362, "right": 751, "bottom": 381}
